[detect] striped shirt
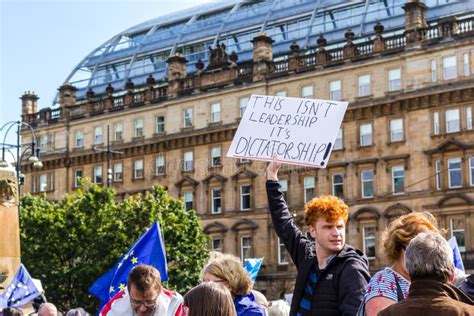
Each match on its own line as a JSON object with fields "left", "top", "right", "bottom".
{"left": 364, "top": 267, "right": 410, "bottom": 304}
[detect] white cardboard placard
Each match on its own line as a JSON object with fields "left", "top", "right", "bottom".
{"left": 227, "top": 94, "right": 348, "bottom": 168}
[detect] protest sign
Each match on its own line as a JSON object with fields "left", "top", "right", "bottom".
{"left": 227, "top": 95, "right": 348, "bottom": 168}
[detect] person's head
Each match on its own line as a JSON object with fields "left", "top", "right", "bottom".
{"left": 251, "top": 290, "right": 269, "bottom": 311}
{"left": 201, "top": 254, "right": 252, "bottom": 296}
{"left": 268, "top": 300, "right": 290, "bottom": 316}
{"left": 382, "top": 212, "right": 439, "bottom": 263}
{"left": 184, "top": 281, "right": 237, "bottom": 316}
{"left": 304, "top": 195, "right": 348, "bottom": 254}
{"left": 65, "top": 308, "right": 89, "bottom": 316}
{"left": 38, "top": 303, "right": 58, "bottom": 316}
{"left": 127, "top": 264, "right": 162, "bottom": 316}
{"left": 405, "top": 232, "right": 454, "bottom": 282}
{"left": 2, "top": 307, "right": 23, "bottom": 316}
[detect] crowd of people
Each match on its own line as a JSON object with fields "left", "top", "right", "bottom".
{"left": 2, "top": 158, "right": 474, "bottom": 315}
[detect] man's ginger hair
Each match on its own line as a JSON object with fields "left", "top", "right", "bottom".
{"left": 304, "top": 195, "right": 348, "bottom": 226}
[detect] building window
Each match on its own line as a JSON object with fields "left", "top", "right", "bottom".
{"left": 390, "top": 118, "right": 404, "bottom": 142}
{"left": 39, "top": 135, "right": 49, "bottom": 152}
{"left": 241, "top": 236, "right": 252, "bottom": 263}
{"left": 363, "top": 226, "right": 376, "bottom": 259}
{"left": 448, "top": 158, "right": 462, "bottom": 188}
{"left": 388, "top": 68, "right": 401, "bottom": 92}
{"left": 431, "top": 59, "right": 438, "bottom": 83}
{"left": 445, "top": 108, "right": 460, "bottom": 133}
{"left": 94, "top": 166, "right": 103, "bottom": 184}
{"left": 435, "top": 159, "right": 442, "bottom": 190}
{"left": 155, "top": 155, "right": 165, "bottom": 175}
{"left": 134, "top": 119, "right": 144, "bottom": 137}
{"left": 433, "top": 111, "right": 440, "bottom": 135}
{"left": 275, "top": 91, "right": 287, "bottom": 97}
{"left": 463, "top": 53, "right": 470, "bottom": 76}
{"left": 450, "top": 218, "right": 465, "bottom": 252}
{"left": 240, "top": 185, "right": 251, "bottom": 210}
{"left": 183, "top": 151, "right": 193, "bottom": 172}
{"left": 301, "top": 85, "right": 313, "bottom": 98}
{"left": 94, "top": 127, "right": 103, "bottom": 145}
{"left": 39, "top": 174, "right": 48, "bottom": 192}
{"left": 470, "top": 157, "right": 474, "bottom": 186}
{"left": 114, "top": 122, "right": 123, "bottom": 141}
{"left": 303, "top": 176, "right": 315, "bottom": 203}
{"left": 277, "top": 237, "right": 288, "bottom": 265}
{"left": 466, "top": 107, "right": 472, "bottom": 130}
{"left": 334, "top": 128, "right": 343, "bottom": 150}
{"left": 183, "top": 108, "right": 193, "bottom": 127}
{"left": 183, "top": 191, "right": 193, "bottom": 211}
{"left": 211, "top": 147, "right": 221, "bottom": 167}
{"left": 211, "top": 238, "right": 222, "bottom": 252}
{"left": 210, "top": 103, "right": 221, "bottom": 123}
{"left": 74, "top": 130, "right": 84, "bottom": 148}
{"left": 361, "top": 169, "right": 374, "bottom": 198}
{"left": 156, "top": 115, "right": 165, "bottom": 133}
{"left": 360, "top": 123, "right": 373, "bottom": 146}
{"left": 332, "top": 173, "right": 344, "bottom": 198}
{"left": 134, "top": 160, "right": 144, "bottom": 179}
{"left": 74, "top": 169, "right": 83, "bottom": 188}
{"left": 279, "top": 180, "right": 288, "bottom": 201}
{"left": 113, "top": 163, "right": 123, "bottom": 182}
{"left": 392, "top": 166, "right": 405, "bottom": 194}
{"left": 358, "top": 74, "right": 371, "bottom": 97}
{"left": 329, "top": 80, "right": 342, "bottom": 101}
{"left": 239, "top": 97, "right": 249, "bottom": 117}
{"left": 443, "top": 55, "right": 457, "bottom": 80}
{"left": 211, "top": 188, "right": 222, "bottom": 214}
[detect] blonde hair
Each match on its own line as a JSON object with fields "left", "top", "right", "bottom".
{"left": 382, "top": 212, "right": 439, "bottom": 263}
{"left": 201, "top": 254, "right": 252, "bottom": 296}
{"left": 304, "top": 195, "right": 349, "bottom": 226}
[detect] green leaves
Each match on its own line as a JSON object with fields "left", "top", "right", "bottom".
{"left": 20, "top": 183, "right": 209, "bottom": 312}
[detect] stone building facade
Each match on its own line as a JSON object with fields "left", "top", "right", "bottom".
{"left": 19, "top": 1, "right": 474, "bottom": 298}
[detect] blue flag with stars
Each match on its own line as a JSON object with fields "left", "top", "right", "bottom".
{"left": 0, "top": 264, "right": 41, "bottom": 308}
{"left": 89, "top": 222, "right": 168, "bottom": 309}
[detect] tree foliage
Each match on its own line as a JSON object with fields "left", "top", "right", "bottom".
{"left": 20, "top": 183, "right": 209, "bottom": 312}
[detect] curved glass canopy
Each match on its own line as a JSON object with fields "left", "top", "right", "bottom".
{"left": 61, "top": 0, "right": 471, "bottom": 103}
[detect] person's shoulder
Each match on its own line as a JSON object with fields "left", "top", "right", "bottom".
{"left": 100, "top": 289, "right": 130, "bottom": 316}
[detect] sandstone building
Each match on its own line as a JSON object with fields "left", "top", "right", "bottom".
{"left": 18, "top": 0, "right": 474, "bottom": 298}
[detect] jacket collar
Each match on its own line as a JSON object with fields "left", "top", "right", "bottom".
{"left": 409, "top": 278, "right": 474, "bottom": 305}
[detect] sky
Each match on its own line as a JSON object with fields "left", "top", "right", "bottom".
{"left": 0, "top": 0, "right": 214, "bottom": 162}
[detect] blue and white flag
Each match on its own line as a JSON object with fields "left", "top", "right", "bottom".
{"left": 89, "top": 222, "right": 168, "bottom": 309}
{"left": 448, "top": 236, "right": 465, "bottom": 271}
{"left": 0, "top": 264, "right": 41, "bottom": 308}
{"left": 244, "top": 258, "right": 264, "bottom": 282}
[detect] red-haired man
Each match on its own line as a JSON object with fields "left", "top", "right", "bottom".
{"left": 266, "top": 159, "right": 370, "bottom": 316}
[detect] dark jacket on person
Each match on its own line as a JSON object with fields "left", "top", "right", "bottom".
{"left": 461, "top": 274, "right": 474, "bottom": 301}
{"left": 266, "top": 180, "right": 370, "bottom": 316}
{"left": 379, "top": 277, "right": 474, "bottom": 316}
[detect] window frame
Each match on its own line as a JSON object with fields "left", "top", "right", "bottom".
{"left": 362, "top": 225, "right": 377, "bottom": 259}
{"left": 447, "top": 157, "right": 462, "bottom": 188}
{"left": 391, "top": 165, "right": 405, "bottom": 195}
{"left": 94, "top": 126, "right": 103, "bottom": 145}
{"left": 240, "top": 185, "right": 251, "bottom": 211}
{"left": 155, "top": 154, "right": 165, "bottom": 176}
{"left": 134, "top": 118, "right": 144, "bottom": 138}
{"left": 359, "top": 123, "right": 373, "bottom": 146}
{"left": 443, "top": 55, "right": 457, "bottom": 80}
{"left": 94, "top": 165, "right": 103, "bottom": 184}
{"left": 329, "top": 79, "right": 342, "bottom": 101}
{"left": 155, "top": 115, "right": 165, "bottom": 133}
{"left": 277, "top": 237, "right": 289, "bottom": 265}
{"left": 388, "top": 68, "right": 401, "bottom": 92}
{"left": 435, "top": 159, "right": 442, "bottom": 190}
{"left": 239, "top": 97, "right": 249, "bottom": 118}
{"left": 74, "top": 169, "right": 83, "bottom": 188}
{"left": 74, "top": 130, "right": 84, "bottom": 148}
{"left": 240, "top": 236, "right": 252, "bottom": 263}
{"left": 183, "top": 151, "right": 193, "bottom": 172}
{"left": 361, "top": 169, "right": 374, "bottom": 198}
{"left": 211, "top": 146, "right": 222, "bottom": 167}
{"left": 211, "top": 188, "right": 222, "bottom": 214}
{"left": 301, "top": 85, "right": 313, "bottom": 99}
{"left": 358, "top": 74, "right": 371, "bottom": 97}
{"left": 450, "top": 218, "right": 466, "bottom": 252}
{"left": 183, "top": 191, "right": 193, "bottom": 211}
{"left": 445, "top": 108, "right": 460, "bottom": 134}
{"left": 332, "top": 173, "right": 344, "bottom": 198}
{"left": 114, "top": 122, "right": 123, "bottom": 141}
{"left": 334, "top": 128, "right": 343, "bottom": 150}
{"left": 303, "top": 176, "right": 315, "bottom": 203}
{"left": 210, "top": 102, "right": 221, "bottom": 123}
{"left": 183, "top": 108, "right": 193, "bottom": 128}
{"left": 389, "top": 118, "right": 404, "bottom": 142}
{"left": 113, "top": 162, "right": 123, "bottom": 182}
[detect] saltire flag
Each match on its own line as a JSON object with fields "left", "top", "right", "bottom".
{"left": 89, "top": 222, "right": 168, "bottom": 310}
{"left": 0, "top": 264, "right": 41, "bottom": 308}
{"left": 448, "top": 236, "right": 465, "bottom": 271}
{"left": 244, "top": 258, "right": 264, "bottom": 282}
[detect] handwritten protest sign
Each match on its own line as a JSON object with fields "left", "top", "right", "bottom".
{"left": 227, "top": 95, "right": 348, "bottom": 168}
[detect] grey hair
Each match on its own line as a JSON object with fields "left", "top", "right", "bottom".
{"left": 268, "top": 300, "right": 291, "bottom": 316}
{"left": 405, "top": 232, "right": 454, "bottom": 282}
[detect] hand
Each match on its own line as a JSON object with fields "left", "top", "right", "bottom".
{"left": 266, "top": 156, "right": 281, "bottom": 181}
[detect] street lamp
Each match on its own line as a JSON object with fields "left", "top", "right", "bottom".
{"left": 0, "top": 120, "right": 43, "bottom": 193}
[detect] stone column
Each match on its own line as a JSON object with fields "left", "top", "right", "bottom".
{"left": 0, "top": 169, "right": 21, "bottom": 293}
{"left": 251, "top": 33, "right": 274, "bottom": 81}
{"left": 166, "top": 54, "right": 187, "bottom": 98}
{"left": 403, "top": 0, "right": 428, "bottom": 45}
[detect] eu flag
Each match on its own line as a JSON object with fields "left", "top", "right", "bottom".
{"left": 0, "top": 264, "right": 41, "bottom": 308}
{"left": 89, "top": 222, "right": 168, "bottom": 308}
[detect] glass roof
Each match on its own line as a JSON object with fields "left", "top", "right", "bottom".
{"left": 61, "top": 0, "right": 471, "bottom": 102}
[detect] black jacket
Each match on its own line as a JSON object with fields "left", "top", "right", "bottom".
{"left": 266, "top": 180, "right": 370, "bottom": 316}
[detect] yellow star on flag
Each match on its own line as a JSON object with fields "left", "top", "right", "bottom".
{"left": 119, "top": 283, "right": 126, "bottom": 291}
{"left": 131, "top": 257, "right": 138, "bottom": 264}
{"left": 109, "top": 286, "right": 114, "bottom": 293}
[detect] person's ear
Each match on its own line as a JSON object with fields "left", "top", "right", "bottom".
{"left": 308, "top": 224, "right": 317, "bottom": 239}
{"left": 449, "top": 264, "right": 455, "bottom": 283}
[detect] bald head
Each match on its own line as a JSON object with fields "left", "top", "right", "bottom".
{"left": 38, "top": 303, "right": 58, "bottom": 316}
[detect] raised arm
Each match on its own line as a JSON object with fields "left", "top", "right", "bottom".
{"left": 266, "top": 159, "right": 310, "bottom": 268}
